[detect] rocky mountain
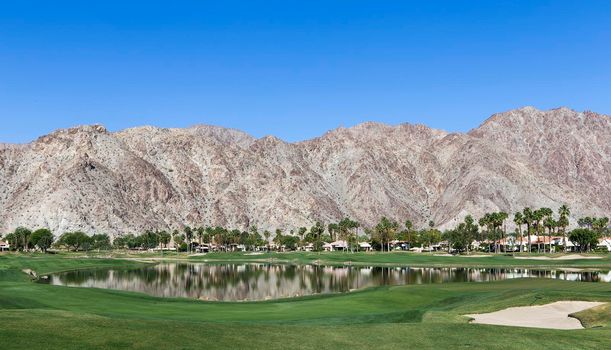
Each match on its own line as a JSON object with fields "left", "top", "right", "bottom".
{"left": 0, "top": 107, "right": 609, "bottom": 237}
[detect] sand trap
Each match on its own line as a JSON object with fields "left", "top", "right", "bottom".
{"left": 466, "top": 301, "right": 605, "bottom": 329}
{"left": 435, "top": 254, "right": 491, "bottom": 257}
{"left": 514, "top": 254, "right": 602, "bottom": 260}
{"left": 461, "top": 254, "right": 491, "bottom": 258}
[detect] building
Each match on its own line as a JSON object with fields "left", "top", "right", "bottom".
{"left": 0, "top": 240, "right": 9, "bottom": 251}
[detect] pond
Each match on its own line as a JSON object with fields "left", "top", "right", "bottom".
{"left": 41, "top": 263, "right": 611, "bottom": 301}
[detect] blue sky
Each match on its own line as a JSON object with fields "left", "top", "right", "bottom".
{"left": 1, "top": 1, "right": 610, "bottom": 143}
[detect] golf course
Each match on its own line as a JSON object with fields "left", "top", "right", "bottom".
{"left": 1, "top": 252, "right": 610, "bottom": 349}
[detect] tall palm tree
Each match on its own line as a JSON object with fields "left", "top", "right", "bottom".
{"left": 558, "top": 205, "right": 570, "bottom": 252}
{"left": 522, "top": 207, "right": 534, "bottom": 253}
{"left": 539, "top": 208, "right": 553, "bottom": 253}
{"left": 496, "top": 212, "right": 508, "bottom": 253}
{"left": 513, "top": 212, "right": 524, "bottom": 252}
{"left": 543, "top": 215, "right": 555, "bottom": 253}
{"left": 478, "top": 213, "right": 495, "bottom": 253}
{"left": 405, "top": 220, "right": 414, "bottom": 248}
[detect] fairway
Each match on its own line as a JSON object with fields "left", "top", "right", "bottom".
{"left": 1, "top": 253, "right": 610, "bottom": 349}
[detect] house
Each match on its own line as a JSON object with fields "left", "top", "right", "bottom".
{"left": 0, "top": 240, "right": 9, "bottom": 252}
{"left": 302, "top": 243, "right": 314, "bottom": 252}
{"left": 598, "top": 238, "right": 611, "bottom": 252}
{"left": 195, "top": 244, "right": 211, "bottom": 253}
{"left": 358, "top": 242, "right": 372, "bottom": 251}
{"left": 330, "top": 240, "right": 348, "bottom": 251}
{"left": 322, "top": 242, "right": 333, "bottom": 251}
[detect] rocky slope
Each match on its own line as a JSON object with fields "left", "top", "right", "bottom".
{"left": 0, "top": 107, "right": 609, "bottom": 236}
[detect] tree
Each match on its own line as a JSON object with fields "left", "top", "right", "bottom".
{"left": 327, "top": 223, "right": 339, "bottom": 241}
{"left": 478, "top": 214, "right": 495, "bottom": 252}
{"left": 263, "top": 230, "right": 271, "bottom": 251}
{"left": 592, "top": 217, "right": 609, "bottom": 237}
{"left": 532, "top": 209, "right": 545, "bottom": 252}
{"left": 56, "top": 232, "right": 91, "bottom": 251}
{"left": 404, "top": 220, "right": 414, "bottom": 247}
{"left": 539, "top": 207, "right": 553, "bottom": 253}
{"left": 374, "top": 217, "right": 399, "bottom": 252}
{"left": 159, "top": 231, "right": 171, "bottom": 249}
{"left": 421, "top": 228, "right": 442, "bottom": 251}
{"left": 309, "top": 222, "right": 325, "bottom": 252}
{"left": 578, "top": 217, "right": 593, "bottom": 229}
{"left": 338, "top": 218, "right": 359, "bottom": 252}
{"left": 298, "top": 227, "right": 307, "bottom": 246}
{"left": 91, "top": 234, "right": 112, "bottom": 251}
{"left": 569, "top": 229, "right": 599, "bottom": 252}
{"left": 493, "top": 212, "right": 508, "bottom": 253}
{"left": 184, "top": 226, "right": 193, "bottom": 253}
{"left": 513, "top": 212, "right": 524, "bottom": 252}
{"left": 13, "top": 227, "right": 32, "bottom": 251}
{"left": 196, "top": 227, "right": 205, "bottom": 245}
{"left": 558, "top": 205, "right": 570, "bottom": 252}
{"left": 522, "top": 207, "right": 534, "bottom": 253}
{"left": 29, "top": 228, "right": 54, "bottom": 252}
{"left": 444, "top": 217, "right": 477, "bottom": 254}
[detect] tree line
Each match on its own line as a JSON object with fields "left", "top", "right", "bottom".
{"left": 1, "top": 205, "right": 608, "bottom": 253}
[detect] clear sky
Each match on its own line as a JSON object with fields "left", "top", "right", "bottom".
{"left": 1, "top": 1, "right": 610, "bottom": 143}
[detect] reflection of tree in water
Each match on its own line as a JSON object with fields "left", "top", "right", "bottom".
{"left": 48, "top": 264, "right": 608, "bottom": 301}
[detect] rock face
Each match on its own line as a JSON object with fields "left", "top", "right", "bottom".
{"left": 0, "top": 107, "right": 609, "bottom": 236}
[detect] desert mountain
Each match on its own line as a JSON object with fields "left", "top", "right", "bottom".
{"left": 0, "top": 107, "right": 609, "bottom": 236}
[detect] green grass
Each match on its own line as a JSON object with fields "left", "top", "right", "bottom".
{"left": 188, "top": 250, "right": 611, "bottom": 269}
{"left": 1, "top": 253, "right": 610, "bottom": 349}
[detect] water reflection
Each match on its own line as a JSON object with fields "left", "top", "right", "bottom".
{"left": 42, "top": 264, "right": 610, "bottom": 301}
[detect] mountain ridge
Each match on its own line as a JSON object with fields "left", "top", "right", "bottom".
{"left": 0, "top": 107, "right": 609, "bottom": 236}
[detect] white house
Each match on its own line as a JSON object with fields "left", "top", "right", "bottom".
{"left": 330, "top": 240, "right": 348, "bottom": 251}
{"left": 598, "top": 238, "right": 611, "bottom": 252}
{"left": 0, "top": 240, "right": 9, "bottom": 251}
{"left": 358, "top": 242, "right": 372, "bottom": 251}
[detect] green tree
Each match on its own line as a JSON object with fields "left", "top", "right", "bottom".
{"left": 374, "top": 217, "right": 399, "bottom": 252}
{"left": 298, "top": 227, "right": 307, "bottom": 246}
{"left": 309, "top": 222, "right": 325, "bottom": 252}
{"left": 558, "top": 205, "right": 570, "bottom": 252}
{"left": 91, "top": 234, "right": 112, "bottom": 251}
{"left": 184, "top": 226, "right": 193, "bottom": 253}
{"left": 569, "top": 228, "right": 599, "bottom": 252}
{"left": 263, "top": 230, "right": 271, "bottom": 251}
{"left": 29, "top": 228, "right": 54, "bottom": 252}
{"left": 338, "top": 217, "right": 359, "bottom": 252}
{"left": 404, "top": 220, "right": 414, "bottom": 247}
{"left": 513, "top": 212, "right": 524, "bottom": 252}
{"left": 539, "top": 207, "right": 553, "bottom": 253}
{"left": 57, "top": 232, "right": 91, "bottom": 251}
{"left": 522, "top": 207, "right": 534, "bottom": 253}
{"left": 14, "top": 227, "right": 32, "bottom": 251}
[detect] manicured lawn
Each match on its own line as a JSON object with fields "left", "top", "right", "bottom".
{"left": 1, "top": 253, "right": 610, "bottom": 349}
{"left": 189, "top": 250, "right": 611, "bottom": 269}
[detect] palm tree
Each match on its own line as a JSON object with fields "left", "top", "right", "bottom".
{"left": 558, "top": 205, "right": 570, "bottom": 252}
{"left": 522, "top": 208, "right": 534, "bottom": 253}
{"left": 538, "top": 208, "right": 553, "bottom": 253}
{"left": 513, "top": 212, "right": 524, "bottom": 252}
{"left": 495, "top": 212, "right": 508, "bottom": 253}
{"left": 184, "top": 226, "right": 193, "bottom": 253}
{"left": 531, "top": 209, "right": 545, "bottom": 252}
{"left": 478, "top": 214, "right": 494, "bottom": 253}
{"left": 375, "top": 217, "right": 399, "bottom": 252}
{"left": 543, "top": 215, "right": 555, "bottom": 253}
{"left": 405, "top": 220, "right": 414, "bottom": 248}
{"left": 263, "top": 230, "right": 271, "bottom": 251}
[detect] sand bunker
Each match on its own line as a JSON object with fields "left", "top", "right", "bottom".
{"left": 466, "top": 301, "right": 605, "bottom": 329}
{"left": 514, "top": 254, "right": 602, "bottom": 260}
{"left": 435, "top": 254, "right": 491, "bottom": 257}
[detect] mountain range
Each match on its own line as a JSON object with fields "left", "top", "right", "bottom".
{"left": 0, "top": 106, "right": 609, "bottom": 237}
